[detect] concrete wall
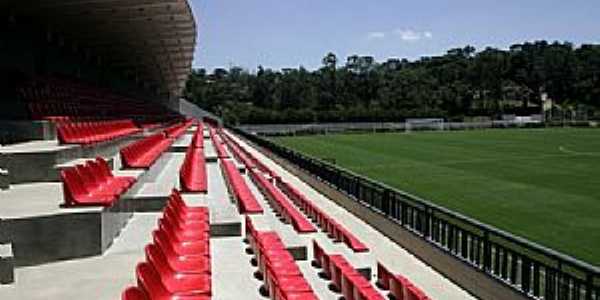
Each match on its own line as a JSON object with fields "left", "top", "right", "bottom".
{"left": 4, "top": 202, "right": 132, "bottom": 267}
{"left": 0, "top": 169, "right": 8, "bottom": 190}
{"left": 0, "top": 121, "right": 56, "bottom": 143}
{"left": 178, "top": 98, "right": 221, "bottom": 124}
{"left": 1, "top": 133, "right": 141, "bottom": 184}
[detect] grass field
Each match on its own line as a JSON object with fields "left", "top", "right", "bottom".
{"left": 274, "top": 128, "right": 600, "bottom": 266}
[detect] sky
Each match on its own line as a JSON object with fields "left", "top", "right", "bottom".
{"left": 189, "top": 0, "right": 600, "bottom": 71}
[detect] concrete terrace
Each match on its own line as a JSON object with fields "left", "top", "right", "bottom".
{"left": 0, "top": 125, "right": 475, "bottom": 299}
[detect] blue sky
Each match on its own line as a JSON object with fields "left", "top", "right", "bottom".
{"left": 189, "top": 0, "right": 600, "bottom": 71}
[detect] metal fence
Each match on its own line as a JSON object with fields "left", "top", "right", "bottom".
{"left": 238, "top": 121, "right": 544, "bottom": 136}
{"left": 238, "top": 120, "right": 599, "bottom": 136}
{"left": 232, "top": 127, "right": 600, "bottom": 300}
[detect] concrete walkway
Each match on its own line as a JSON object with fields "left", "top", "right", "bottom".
{"left": 0, "top": 213, "right": 160, "bottom": 300}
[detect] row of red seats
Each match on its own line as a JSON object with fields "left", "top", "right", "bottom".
{"left": 313, "top": 241, "right": 384, "bottom": 300}
{"left": 57, "top": 120, "right": 140, "bottom": 145}
{"left": 179, "top": 145, "right": 208, "bottom": 193}
{"left": 28, "top": 101, "right": 167, "bottom": 121}
{"left": 191, "top": 123, "right": 205, "bottom": 148}
{"left": 28, "top": 102, "right": 125, "bottom": 120}
{"left": 209, "top": 128, "right": 230, "bottom": 159}
{"left": 29, "top": 102, "right": 79, "bottom": 121}
{"left": 221, "top": 130, "right": 276, "bottom": 178}
{"left": 165, "top": 120, "right": 194, "bottom": 140}
{"left": 61, "top": 157, "right": 136, "bottom": 207}
{"left": 223, "top": 136, "right": 256, "bottom": 169}
{"left": 223, "top": 129, "right": 367, "bottom": 250}
{"left": 377, "top": 263, "right": 431, "bottom": 300}
{"left": 21, "top": 76, "right": 174, "bottom": 119}
{"left": 120, "top": 133, "right": 173, "bottom": 169}
{"left": 245, "top": 216, "right": 318, "bottom": 300}
{"left": 277, "top": 179, "right": 369, "bottom": 252}
{"left": 220, "top": 159, "right": 263, "bottom": 214}
{"left": 248, "top": 168, "right": 316, "bottom": 233}
{"left": 122, "top": 190, "right": 212, "bottom": 300}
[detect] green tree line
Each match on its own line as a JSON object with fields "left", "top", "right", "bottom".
{"left": 184, "top": 41, "right": 600, "bottom": 124}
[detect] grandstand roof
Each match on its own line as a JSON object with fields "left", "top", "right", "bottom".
{"left": 4, "top": 0, "right": 196, "bottom": 97}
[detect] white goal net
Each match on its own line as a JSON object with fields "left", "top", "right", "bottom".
{"left": 405, "top": 118, "right": 445, "bottom": 132}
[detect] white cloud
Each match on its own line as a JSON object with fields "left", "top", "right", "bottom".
{"left": 367, "top": 32, "right": 386, "bottom": 40}
{"left": 394, "top": 29, "right": 433, "bottom": 42}
{"left": 366, "top": 29, "right": 433, "bottom": 42}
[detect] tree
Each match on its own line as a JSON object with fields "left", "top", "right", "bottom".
{"left": 184, "top": 40, "right": 600, "bottom": 124}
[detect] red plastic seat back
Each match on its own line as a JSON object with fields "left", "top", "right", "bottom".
{"left": 377, "top": 262, "right": 392, "bottom": 290}
{"left": 86, "top": 161, "right": 108, "bottom": 184}
{"left": 121, "top": 286, "right": 148, "bottom": 300}
{"left": 135, "top": 262, "right": 169, "bottom": 299}
{"left": 61, "top": 168, "right": 88, "bottom": 201}
{"left": 145, "top": 244, "right": 173, "bottom": 278}
{"left": 95, "top": 157, "right": 114, "bottom": 178}
{"left": 75, "top": 165, "right": 98, "bottom": 189}
{"left": 152, "top": 230, "right": 181, "bottom": 259}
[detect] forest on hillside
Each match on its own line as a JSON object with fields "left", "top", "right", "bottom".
{"left": 184, "top": 41, "right": 600, "bottom": 124}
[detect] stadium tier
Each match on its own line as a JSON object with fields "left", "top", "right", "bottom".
{"left": 20, "top": 77, "right": 177, "bottom": 122}
{"left": 2, "top": 115, "right": 482, "bottom": 299}
{"left": 4, "top": 1, "right": 594, "bottom": 300}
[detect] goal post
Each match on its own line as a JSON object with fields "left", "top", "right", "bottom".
{"left": 405, "top": 118, "right": 445, "bottom": 132}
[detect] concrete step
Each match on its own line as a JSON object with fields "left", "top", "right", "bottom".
{"left": 0, "top": 218, "right": 14, "bottom": 285}
{"left": 0, "top": 134, "right": 143, "bottom": 184}
{"left": 0, "top": 168, "right": 8, "bottom": 190}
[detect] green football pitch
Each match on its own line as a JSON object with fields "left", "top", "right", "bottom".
{"left": 273, "top": 128, "right": 600, "bottom": 266}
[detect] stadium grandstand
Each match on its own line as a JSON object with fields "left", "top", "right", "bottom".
{"left": 0, "top": 1, "right": 598, "bottom": 300}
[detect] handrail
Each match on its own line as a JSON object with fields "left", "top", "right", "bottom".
{"left": 232, "top": 126, "right": 600, "bottom": 300}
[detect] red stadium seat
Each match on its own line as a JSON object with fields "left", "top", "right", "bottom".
{"left": 179, "top": 146, "right": 208, "bottom": 193}
{"left": 390, "top": 275, "right": 410, "bottom": 300}
{"left": 277, "top": 179, "right": 369, "bottom": 252}
{"left": 57, "top": 119, "right": 140, "bottom": 145}
{"left": 146, "top": 244, "right": 210, "bottom": 275}
{"left": 209, "top": 127, "right": 230, "bottom": 159}
{"left": 121, "top": 286, "right": 148, "bottom": 300}
{"left": 220, "top": 159, "right": 263, "bottom": 214}
{"left": 168, "top": 189, "right": 208, "bottom": 217}
{"left": 164, "top": 120, "right": 194, "bottom": 140}
{"left": 249, "top": 169, "right": 316, "bottom": 233}
{"left": 120, "top": 133, "right": 173, "bottom": 169}
{"left": 164, "top": 203, "right": 209, "bottom": 227}
{"left": 121, "top": 189, "right": 211, "bottom": 300}
{"left": 376, "top": 262, "right": 393, "bottom": 290}
{"left": 153, "top": 230, "right": 210, "bottom": 257}
{"left": 136, "top": 262, "right": 210, "bottom": 299}
{"left": 158, "top": 217, "right": 210, "bottom": 243}
{"left": 61, "top": 167, "right": 116, "bottom": 207}
{"left": 94, "top": 157, "right": 136, "bottom": 188}
{"left": 60, "top": 157, "right": 136, "bottom": 207}
{"left": 312, "top": 240, "right": 384, "bottom": 300}
{"left": 191, "top": 123, "right": 204, "bottom": 148}
{"left": 245, "top": 217, "right": 318, "bottom": 300}
{"left": 379, "top": 262, "right": 432, "bottom": 300}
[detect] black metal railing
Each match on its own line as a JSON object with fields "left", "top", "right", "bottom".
{"left": 232, "top": 127, "right": 600, "bottom": 300}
